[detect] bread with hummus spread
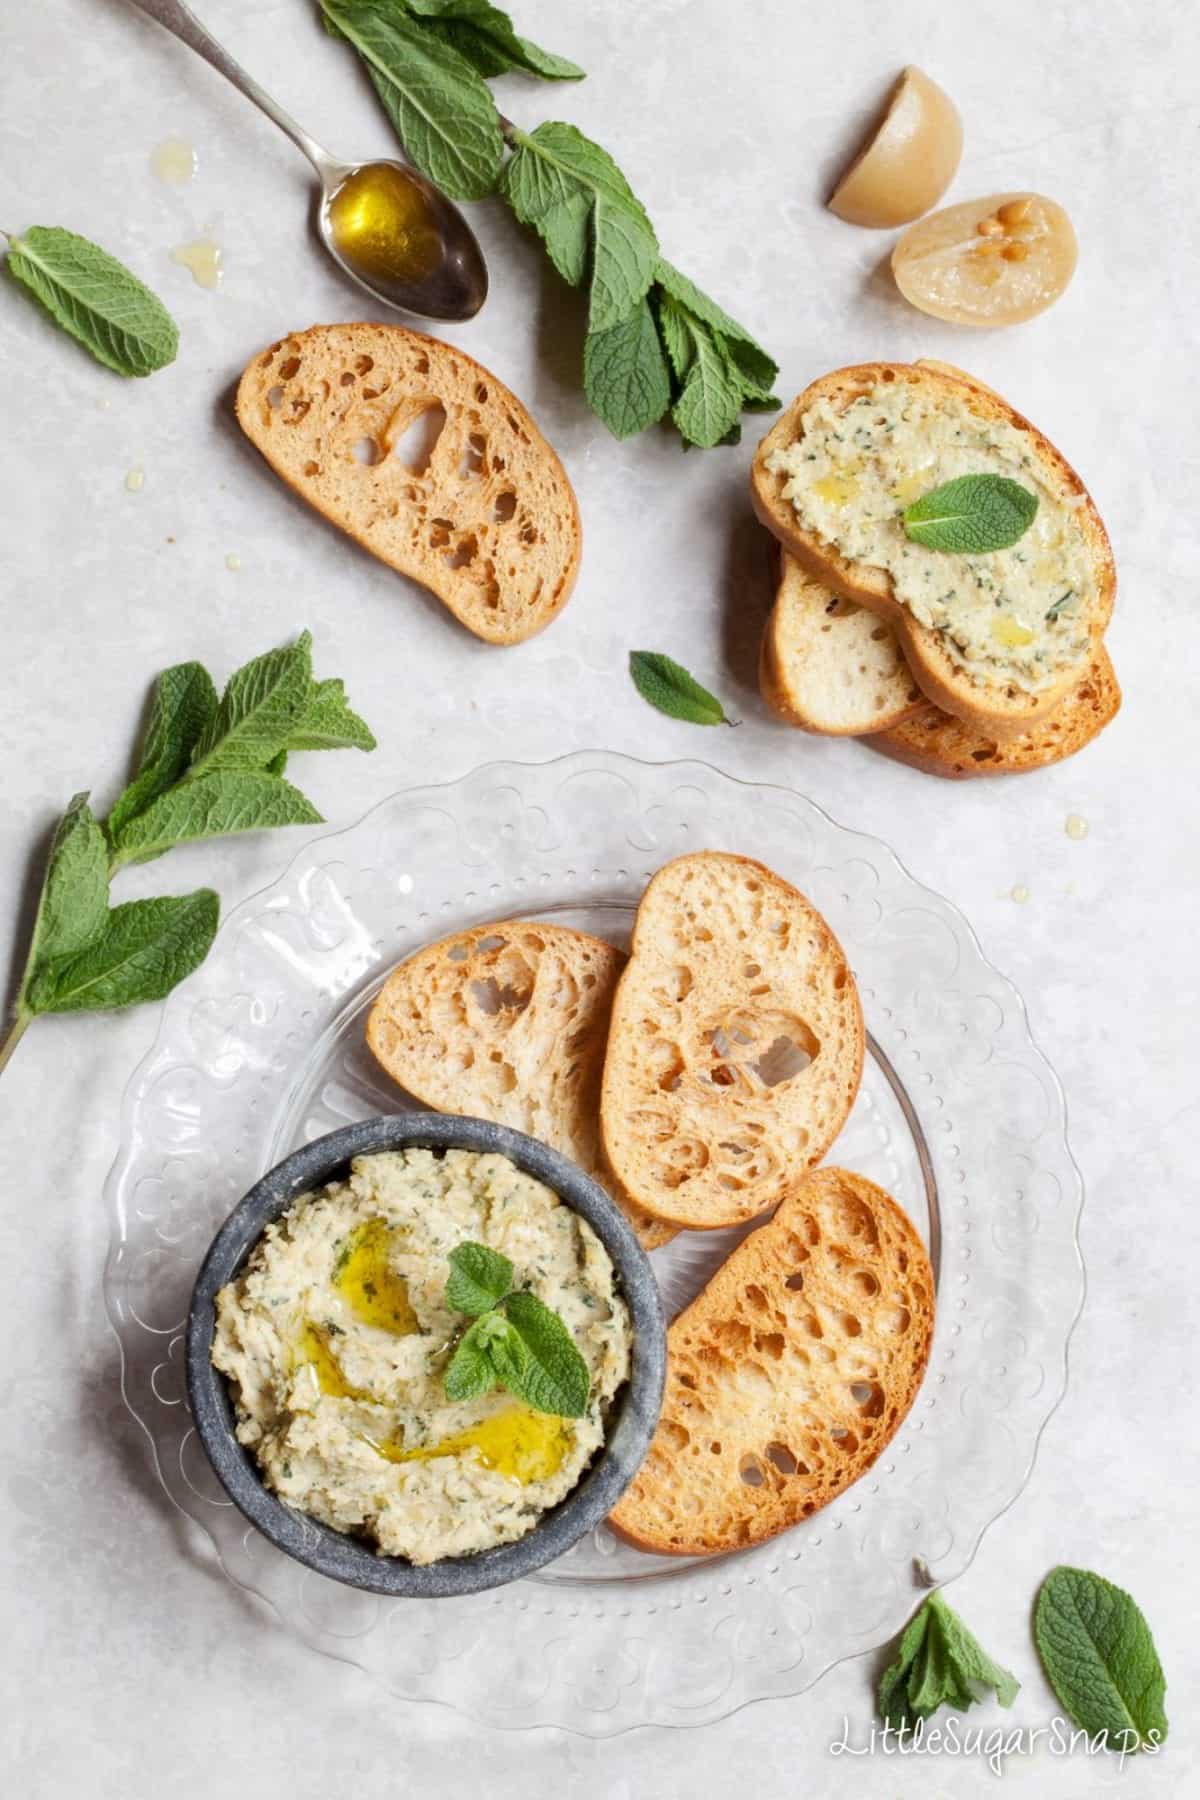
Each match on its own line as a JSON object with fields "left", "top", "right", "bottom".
{"left": 236, "top": 324, "right": 581, "bottom": 646}
{"left": 760, "top": 552, "right": 924, "bottom": 735}
{"left": 869, "top": 643, "right": 1121, "bottom": 777}
{"left": 366, "top": 922, "right": 675, "bottom": 1251}
{"left": 609, "top": 1167, "right": 934, "bottom": 1554}
{"left": 599, "top": 853, "right": 864, "bottom": 1231}
{"left": 751, "top": 360, "right": 1115, "bottom": 739}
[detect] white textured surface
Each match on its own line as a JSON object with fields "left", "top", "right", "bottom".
{"left": 0, "top": 0, "right": 1195, "bottom": 1792}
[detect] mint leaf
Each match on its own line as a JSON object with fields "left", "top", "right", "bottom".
{"left": 1035, "top": 1567, "right": 1168, "bottom": 1752}
{"left": 671, "top": 325, "right": 745, "bottom": 448}
{"left": 584, "top": 297, "right": 671, "bottom": 439}
{"left": 320, "top": 1, "right": 504, "bottom": 200}
{"left": 500, "top": 1291, "right": 590, "bottom": 1417}
{"left": 653, "top": 258, "right": 779, "bottom": 393}
{"left": 446, "top": 1241, "right": 514, "bottom": 1315}
{"left": 630, "top": 651, "right": 733, "bottom": 726}
{"left": 27, "top": 794, "right": 110, "bottom": 970}
{"left": 501, "top": 123, "right": 658, "bottom": 331}
{"left": 284, "top": 679, "right": 377, "bottom": 753}
{"left": 4, "top": 226, "right": 179, "bottom": 378}
{"left": 405, "top": 0, "right": 584, "bottom": 80}
{"left": 106, "top": 662, "right": 219, "bottom": 844}
{"left": 189, "top": 632, "right": 313, "bottom": 777}
{"left": 25, "top": 889, "right": 219, "bottom": 1015}
{"left": 109, "top": 771, "right": 322, "bottom": 866}
{"left": 444, "top": 1315, "right": 503, "bottom": 1401}
{"left": 653, "top": 290, "right": 696, "bottom": 384}
{"left": 878, "top": 1590, "right": 1019, "bottom": 1732}
{"left": 903, "top": 474, "right": 1039, "bottom": 554}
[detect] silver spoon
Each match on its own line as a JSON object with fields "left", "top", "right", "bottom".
{"left": 125, "top": 0, "right": 489, "bottom": 321}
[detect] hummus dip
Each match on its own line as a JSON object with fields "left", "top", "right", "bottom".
{"left": 766, "top": 379, "right": 1095, "bottom": 694}
{"left": 212, "top": 1148, "right": 632, "bottom": 1564}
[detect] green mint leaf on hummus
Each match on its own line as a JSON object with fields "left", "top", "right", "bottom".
{"left": 25, "top": 890, "right": 219, "bottom": 1016}
{"left": 903, "top": 474, "right": 1038, "bottom": 554}
{"left": 444, "top": 1316, "right": 503, "bottom": 1401}
{"left": 4, "top": 225, "right": 179, "bottom": 377}
{"left": 630, "top": 651, "right": 734, "bottom": 727}
{"left": 446, "top": 1241, "right": 514, "bottom": 1315}
{"left": 877, "top": 1590, "right": 1019, "bottom": 1733}
{"left": 500, "top": 1291, "right": 590, "bottom": 1417}
{"left": 1035, "top": 1567, "right": 1168, "bottom": 1753}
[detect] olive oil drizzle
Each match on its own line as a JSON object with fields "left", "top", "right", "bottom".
{"left": 333, "top": 1217, "right": 418, "bottom": 1335}
{"left": 363, "top": 1406, "right": 574, "bottom": 1486}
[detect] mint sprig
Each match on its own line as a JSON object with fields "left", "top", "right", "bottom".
{"left": 1035, "top": 1567, "right": 1168, "bottom": 1753}
{"left": 877, "top": 1590, "right": 1020, "bottom": 1732}
{"left": 902, "top": 474, "right": 1039, "bottom": 555}
{"left": 629, "top": 652, "right": 735, "bottom": 727}
{"left": 442, "top": 1239, "right": 590, "bottom": 1417}
{"left": 4, "top": 225, "right": 179, "bottom": 378}
{"left": 402, "top": 0, "right": 584, "bottom": 83}
{"left": 0, "top": 633, "right": 375, "bottom": 1081}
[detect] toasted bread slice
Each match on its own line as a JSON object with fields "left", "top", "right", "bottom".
{"left": 236, "top": 324, "right": 580, "bottom": 646}
{"left": 750, "top": 361, "right": 1115, "bottom": 739}
{"left": 761, "top": 551, "right": 924, "bottom": 735}
{"left": 366, "top": 921, "right": 675, "bottom": 1251}
{"left": 609, "top": 1168, "right": 934, "bottom": 1554}
{"left": 870, "top": 643, "right": 1120, "bottom": 777}
{"left": 599, "top": 853, "right": 864, "bottom": 1231}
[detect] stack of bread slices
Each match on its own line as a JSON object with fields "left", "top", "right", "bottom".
{"left": 751, "top": 359, "right": 1120, "bottom": 776}
{"left": 367, "top": 851, "right": 935, "bottom": 1556}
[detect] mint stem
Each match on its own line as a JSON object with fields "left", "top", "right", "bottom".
{"left": 0, "top": 1009, "right": 32, "bottom": 1080}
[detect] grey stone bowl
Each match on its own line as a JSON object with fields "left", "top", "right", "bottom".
{"left": 185, "top": 1113, "right": 666, "bottom": 1598}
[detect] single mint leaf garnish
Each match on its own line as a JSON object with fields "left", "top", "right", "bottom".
{"left": 284, "top": 678, "right": 378, "bottom": 754}
{"left": 1035, "top": 1567, "right": 1168, "bottom": 1752}
{"left": 444, "top": 1317, "right": 502, "bottom": 1401}
{"left": 877, "top": 1590, "right": 1019, "bottom": 1732}
{"left": 25, "top": 889, "right": 219, "bottom": 1016}
{"left": 670, "top": 325, "right": 745, "bottom": 448}
{"left": 189, "top": 632, "right": 314, "bottom": 777}
{"left": 903, "top": 474, "right": 1039, "bottom": 554}
{"left": 501, "top": 122, "right": 659, "bottom": 332}
{"left": 583, "top": 297, "right": 671, "bottom": 439}
{"left": 629, "top": 651, "right": 734, "bottom": 726}
{"left": 446, "top": 1241, "right": 515, "bottom": 1315}
{"left": 320, "top": 1, "right": 504, "bottom": 200}
{"left": 106, "top": 662, "right": 219, "bottom": 845}
{"left": 108, "top": 771, "right": 322, "bottom": 867}
{"left": 500, "top": 1291, "right": 590, "bottom": 1417}
{"left": 5, "top": 226, "right": 179, "bottom": 377}
{"left": 27, "top": 795, "right": 110, "bottom": 971}
{"left": 405, "top": 0, "right": 584, "bottom": 81}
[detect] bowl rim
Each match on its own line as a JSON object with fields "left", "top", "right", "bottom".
{"left": 185, "top": 1112, "right": 666, "bottom": 1599}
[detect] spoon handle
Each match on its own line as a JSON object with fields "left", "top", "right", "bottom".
{"left": 123, "top": 0, "right": 338, "bottom": 177}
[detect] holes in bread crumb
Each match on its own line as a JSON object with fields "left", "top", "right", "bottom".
{"left": 446, "top": 944, "right": 469, "bottom": 962}
{"left": 413, "top": 353, "right": 429, "bottom": 375}
{"left": 880, "top": 1305, "right": 911, "bottom": 1336}
{"left": 285, "top": 398, "right": 310, "bottom": 425}
{"left": 784, "top": 1271, "right": 805, "bottom": 1292}
{"left": 744, "top": 1284, "right": 768, "bottom": 1313}
{"left": 475, "top": 382, "right": 489, "bottom": 403}
{"left": 388, "top": 403, "right": 447, "bottom": 474}
{"left": 739, "top": 1456, "right": 765, "bottom": 1488}
{"left": 303, "top": 460, "right": 321, "bottom": 478}
{"left": 750, "top": 1030, "right": 816, "bottom": 1087}
{"left": 476, "top": 934, "right": 507, "bottom": 952}
{"left": 339, "top": 371, "right": 355, "bottom": 387}
{"left": 267, "top": 385, "right": 285, "bottom": 409}
{"left": 352, "top": 437, "right": 383, "bottom": 466}
{"left": 755, "top": 1331, "right": 785, "bottom": 1361}
{"left": 470, "top": 975, "right": 531, "bottom": 1015}
{"left": 458, "top": 432, "right": 487, "bottom": 480}
{"left": 355, "top": 355, "right": 374, "bottom": 375}
{"left": 278, "top": 356, "right": 301, "bottom": 380}
{"left": 830, "top": 1426, "right": 859, "bottom": 1452}
{"left": 445, "top": 534, "right": 478, "bottom": 570}
{"left": 836, "top": 1312, "right": 862, "bottom": 1338}
{"left": 765, "top": 1442, "right": 798, "bottom": 1476}
{"left": 493, "top": 490, "right": 517, "bottom": 522}
{"left": 852, "top": 1271, "right": 880, "bottom": 1298}
{"left": 849, "top": 1381, "right": 884, "bottom": 1417}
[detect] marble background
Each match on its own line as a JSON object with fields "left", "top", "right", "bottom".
{"left": 1, "top": 0, "right": 1195, "bottom": 1793}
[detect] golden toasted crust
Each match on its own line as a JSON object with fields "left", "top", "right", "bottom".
{"left": 367, "top": 921, "right": 674, "bottom": 1251}
{"left": 750, "top": 360, "right": 1115, "bottom": 739}
{"left": 236, "top": 324, "right": 581, "bottom": 646}
{"left": 869, "top": 644, "right": 1121, "bottom": 777}
{"left": 760, "top": 552, "right": 924, "bottom": 735}
{"left": 599, "top": 853, "right": 864, "bottom": 1231}
{"left": 609, "top": 1168, "right": 935, "bottom": 1554}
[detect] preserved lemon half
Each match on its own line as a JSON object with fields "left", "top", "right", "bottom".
{"left": 892, "top": 192, "right": 1077, "bottom": 326}
{"left": 829, "top": 66, "right": 962, "bottom": 228}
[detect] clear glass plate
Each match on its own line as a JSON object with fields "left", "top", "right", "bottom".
{"left": 103, "top": 751, "right": 1084, "bottom": 1734}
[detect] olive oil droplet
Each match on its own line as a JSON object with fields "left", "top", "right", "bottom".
{"left": 366, "top": 1406, "right": 573, "bottom": 1485}
{"left": 298, "top": 1322, "right": 371, "bottom": 1401}
{"left": 326, "top": 163, "right": 443, "bottom": 291}
{"left": 124, "top": 467, "right": 144, "bottom": 494}
{"left": 1065, "top": 813, "right": 1089, "bottom": 841}
{"left": 334, "top": 1217, "right": 417, "bottom": 1335}
{"left": 171, "top": 237, "right": 223, "bottom": 290}
{"left": 151, "top": 137, "right": 197, "bottom": 185}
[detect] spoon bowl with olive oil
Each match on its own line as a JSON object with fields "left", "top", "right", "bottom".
{"left": 125, "top": 0, "right": 489, "bottom": 321}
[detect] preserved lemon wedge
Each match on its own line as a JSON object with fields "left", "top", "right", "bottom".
{"left": 892, "top": 193, "right": 1078, "bottom": 326}
{"left": 829, "top": 66, "right": 962, "bottom": 228}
